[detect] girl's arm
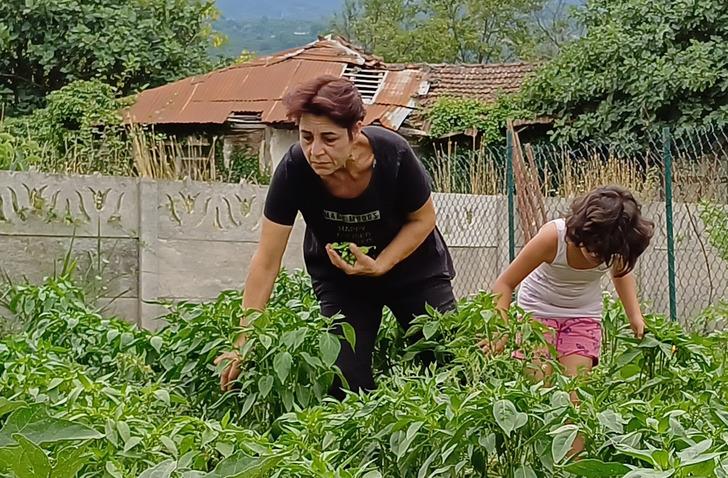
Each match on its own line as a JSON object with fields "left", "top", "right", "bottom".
{"left": 611, "top": 271, "right": 645, "bottom": 339}
{"left": 492, "top": 223, "right": 558, "bottom": 313}
{"left": 481, "top": 223, "right": 557, "bottom": 354}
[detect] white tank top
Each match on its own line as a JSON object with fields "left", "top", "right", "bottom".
{"left": 516, "top": 218, "right": 609, "bottom": 319}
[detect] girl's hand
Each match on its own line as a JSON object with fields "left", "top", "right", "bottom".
{"left": 629, "top": 315, "right": 645, "bottom": 339}
{"left": 478, "top": 334, "right": 509, "bottom": 356}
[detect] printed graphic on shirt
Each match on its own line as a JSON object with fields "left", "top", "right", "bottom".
{"left": 323, "top": 210, "right": 381, "bottom": 223}
{"left": 324, "top": 209, "right": 380, "bottom": 248}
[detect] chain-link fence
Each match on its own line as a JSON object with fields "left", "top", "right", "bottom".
{"left": 425, "top": 124, "right": 728, "bottom": 329}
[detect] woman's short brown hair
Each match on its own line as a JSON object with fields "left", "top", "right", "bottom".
{"left": 565, "top": 185, "right": 655, "bottom": 277}
{"left": 283, "top": 75, "right": 365, "bottom": 134}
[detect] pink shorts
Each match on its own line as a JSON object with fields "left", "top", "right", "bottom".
{"left": 513, "top": 317, "right": 602, "bottom": 366}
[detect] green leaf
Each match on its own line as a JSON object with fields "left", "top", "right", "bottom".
{"left": 161, "top": 435, "right": 178, "bottom": 457}
{"left": 493, "top": 400, "right": 518, "bottom": 436}
{"left": 393, "top": 421, "right": 423, "bottom": 460}
{"left": 216, "top": 442, "right": 235, "bottom": 458}
{"left": 319, "top": 332, "right": 341, "bottom": 368}
{"left": 598, "top": 410, "right": 626, "bottom": 434}
{"left": 203, "top": 452, "right": 284, "bottom": 478}
{"left": 562, "top": 459, "right": 631, "bottom": 477}
{"left": 550, "top": 424, "right": 578, "bottom": 464}
{"left": 150, "top": 336, "right": 164, "bottom": 354}
{"left": 120, "top": 332, "right": 134, "bottom": 347}
{"left": 614, "top": 444, "right": 657, "bottom": 466}
{"left": 139, "top": 459, "right": 177, "bottom": 478}
{"left": 11, "top": 434, "right": 51, "bottom": 478}
{"left": 281, "top": 389, "right": 294, "bottom": 411}
{"left": 273, "top": 352, "right": 292, "bottom": 384}
{"left": 0, "top": 399, "right": 26, "bottom": 419}
{"left": 677, "top": 439, "right": 712, "bottom": 463}
{"left": 50, "top": 446, "right": 87, "bottom": 478}
{"left": 117, "top": 421, "right": 131, "bottom": 444}
{"left": 154, "top": 390, "right": 171, "bottom": 407}
{"left": 480, "top": 433, "right": 496, "bottom": 455}
{"left": 622, "top": 470, "right": 674, "bottom": 478}
{"left": 0, "top": 408, "right": 102, "bottom": 448}
{"left": 258, "top": 375, "right": 274, "bottom": 398}
{"left": 362, "top": 472, "right": 382, "bottom": 478}
{"left": 423, "top": 321, "right": 439, "bottom": 340}
{"left": 340, "top": 322, "right": 357, "bottom": 349}
{"left": 300, "top": 352, "right": 323, "bottom": 369}
{"left": 124, "top": 436, "right": 143, "bottom": 452}
{"left": 259, "top": 335, "right": 273, "bottom": 350}
{"left": 241, "top": 393, "right": 257, "bottom": 417}
{"left": 515, "top": 465, "right": 537, "bottom": 478}
{"left": 106, "top": 462, "right": 123, "bottom": 478}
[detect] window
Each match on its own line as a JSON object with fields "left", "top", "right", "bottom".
{"left": 343, "top": 65, "right": 386, "bottom": 104}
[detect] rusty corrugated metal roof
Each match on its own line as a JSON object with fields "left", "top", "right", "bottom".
{"left": 125, "top": 36, "right": 402, "bottom": 126}
{"left": 125, "top": 36, "right": 535, "bottom": 132}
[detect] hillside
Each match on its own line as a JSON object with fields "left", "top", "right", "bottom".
{"left": 215, "top": 0, "right": 343, "bottom": 21}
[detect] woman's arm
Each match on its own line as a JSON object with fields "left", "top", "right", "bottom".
{"left": 242, "top": 218, "right": 294, "bottom": 313}
{"left": 326, "top": 196, "right": 435, "bottom": 276}
{"left": 215, "top": 218, "right": 292, "bottom": 390}
{"left": 611, "top": 272, "right": 645, "bottom": 338}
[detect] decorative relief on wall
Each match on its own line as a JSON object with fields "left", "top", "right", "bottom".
{"left": 158, "top": 182, "right": 263, "bottom": 240}
{"left": 164, "top": 191, "right": 257, "bottom": 230}
{"left": 0, "top": 175, "right": 136, "bottom": 235}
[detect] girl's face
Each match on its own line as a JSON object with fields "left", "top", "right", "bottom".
{"left": 580, "top": 246, "right": 604, "bottom": 266}
{"left": 298, "top": 113, "right": 362, "bottom": 177}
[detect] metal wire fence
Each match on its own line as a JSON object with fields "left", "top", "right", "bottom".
{"left": 425, "top": 124, "right": 728, "bottom": 329}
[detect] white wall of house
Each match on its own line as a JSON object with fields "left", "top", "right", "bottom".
{"left": 268, "top": 127, "right": 299, "bottom": 173}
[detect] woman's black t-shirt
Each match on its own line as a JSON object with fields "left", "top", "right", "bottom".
{"left": 263, "top": 126, "right": 455, "bottom": 286}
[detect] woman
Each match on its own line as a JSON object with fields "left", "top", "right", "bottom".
{"left": 215, "top": 75, "right": 456, "bottom": 399}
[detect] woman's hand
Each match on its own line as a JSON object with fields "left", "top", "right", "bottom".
{"left": 214, "top": 335, "right": 247, "bottom": 391}
{"left": 326, "top": 243, "right": 389, "bottom": 276}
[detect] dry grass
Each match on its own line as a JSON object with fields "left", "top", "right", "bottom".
{"left": 428, "top": 140, "right": 728, "bottom": 203}
{"left": 429, "top": 141, "right": 504, "bottom": 195}
{"left": 130, "top": 125, "right": 219, "bottom": 181}
{"left": 546, "top": 154, "right": 663, "bottom": 201}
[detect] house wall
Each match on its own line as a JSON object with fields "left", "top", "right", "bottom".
{"left": 221, "top": 127, "right": 298, "bottom": 178}
{"left": 268, "top": 128, "right": 299, "bottom": 172}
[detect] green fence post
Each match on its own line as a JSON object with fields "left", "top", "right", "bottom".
{"left": 663, "top": 127, "right": 677, "bottom": 322}
{"left": 506, "top": 129, "right": 515, "bottom": 263}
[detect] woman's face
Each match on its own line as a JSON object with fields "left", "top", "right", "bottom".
{"left": 299, "top": 113, "right": 361, "bottom": 176}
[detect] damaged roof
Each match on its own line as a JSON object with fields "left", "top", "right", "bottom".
{"left": 125, "top": 36, "right": 535, "bottom": 132}
{"left": 424, "top": 63, "right": 536, "bottom": 103}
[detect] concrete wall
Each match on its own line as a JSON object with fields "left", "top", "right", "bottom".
{"left": 0, "top": 171, "right": 305, "bottom": 329}
{"left": 1, "top": 171, "right": 725, "bottom": 328}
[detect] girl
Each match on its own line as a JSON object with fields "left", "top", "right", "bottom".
{"left": 481, "top": 185, "right": 654, "bottom": 382}
{"left": 481, "top": 185, "right": 654, "bottom": 454}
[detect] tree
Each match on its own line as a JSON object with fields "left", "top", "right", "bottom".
{"left": 0, "top": 0, "right": 222, "bottom": 115}
{"left": 522, "top": 0, "right": 728, "bottom": 143}
{"left": 524, "top": 0, "right": 585, "bottom": 59}
{"left": 332, "top": 0, "right": 580, "bottom": 63}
